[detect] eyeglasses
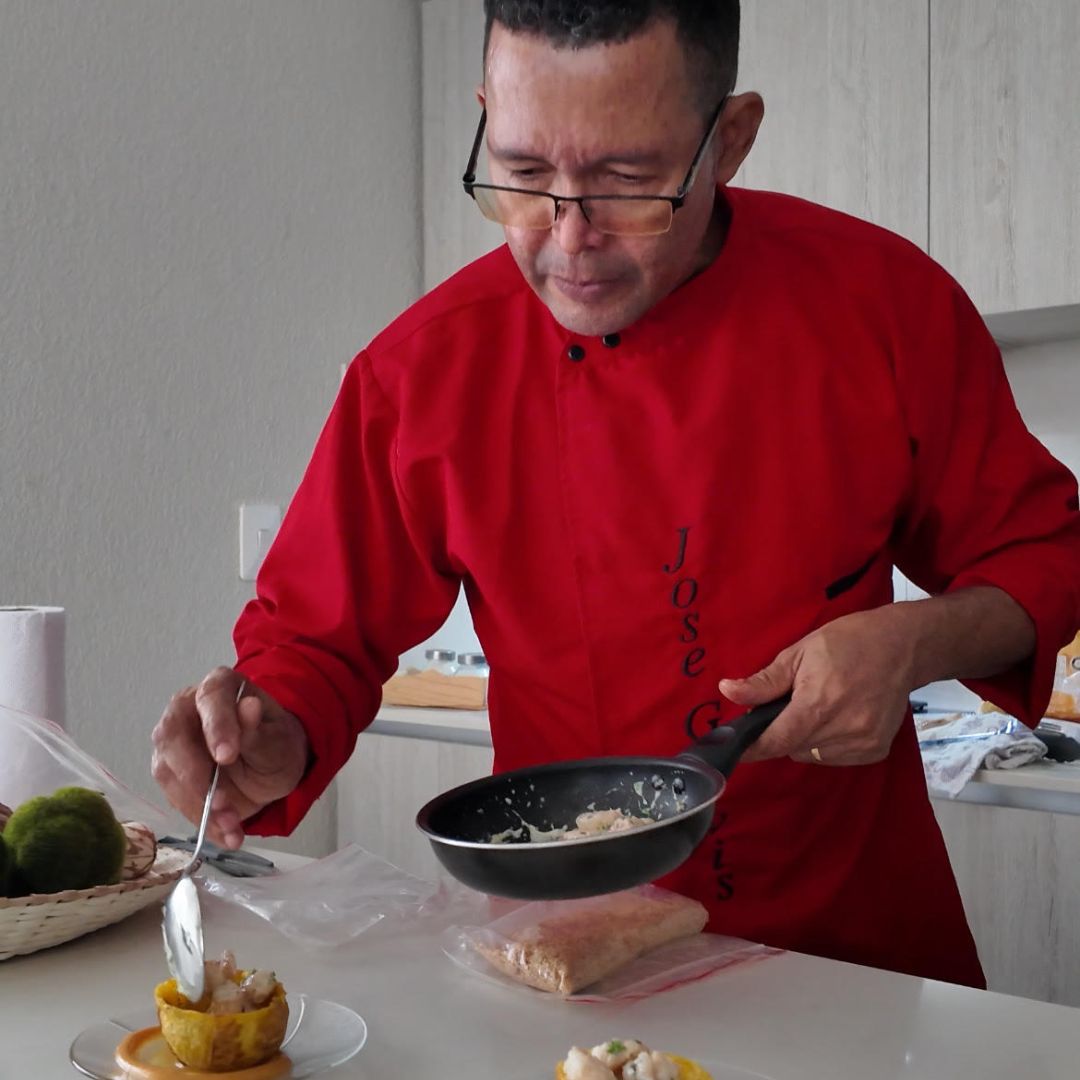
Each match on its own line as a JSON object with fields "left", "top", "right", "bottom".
{"left": 461, "top": 98, "right": 726, "bottom": 237}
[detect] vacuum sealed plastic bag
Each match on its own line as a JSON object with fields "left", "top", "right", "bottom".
{"left": 443, "top": 885, "right": 781, "bottom": 1002}
{"left": 201, "top": 842, "right": 491, "bottom": 948}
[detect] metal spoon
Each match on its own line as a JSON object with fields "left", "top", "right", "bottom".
{"left": 161, "top": 680, "right": 245, "bottom": 1001}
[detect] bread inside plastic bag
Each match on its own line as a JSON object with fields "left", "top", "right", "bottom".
{"left": 455, "top": 886, "right": 709, "bottom": 995}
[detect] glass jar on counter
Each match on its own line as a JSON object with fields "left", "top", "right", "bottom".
{"left": 457, "top": 652, "right": 490, "bottom": 678}
{"left": 424, "top": 648, "right": 458, "bottom": 676}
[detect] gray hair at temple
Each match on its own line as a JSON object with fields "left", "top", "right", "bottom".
{"left": 482, "top": 0, "right": 741, "bottom": 115}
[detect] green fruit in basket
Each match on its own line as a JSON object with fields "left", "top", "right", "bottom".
{"left": 5, "top": 865, "right": 30, "bottom": 898}
{"left": 4, "top": 786, "right": 127, "bottom": 895}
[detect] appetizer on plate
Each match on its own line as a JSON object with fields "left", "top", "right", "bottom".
{"left": 154, "top": 950, "right": 288, "bottom": 1071}
{"left": 557, "top": 1039, "right": 712, "bottom": 1080}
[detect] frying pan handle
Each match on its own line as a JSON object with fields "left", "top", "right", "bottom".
{"left": 680, "top": 694, "right": 793, "bottom": 778}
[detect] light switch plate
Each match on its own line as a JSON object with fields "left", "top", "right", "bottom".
{"left": 239, "top": 503, "right": 282, "bottom": 581}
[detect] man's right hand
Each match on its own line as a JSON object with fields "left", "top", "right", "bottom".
{"left": 151, "top": 666, "right": 310, "bottom": 849}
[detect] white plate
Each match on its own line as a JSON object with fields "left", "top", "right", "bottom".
{"left": 69, "top": 995, "right": 367, "bottom": 1079}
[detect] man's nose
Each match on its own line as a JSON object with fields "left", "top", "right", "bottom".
{"left": 552, "top": 199, "right": 602, "bottom": 254}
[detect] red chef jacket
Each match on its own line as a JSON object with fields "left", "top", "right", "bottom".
{"left": 235, "top": 186, "right": 1080, "bottom": 987}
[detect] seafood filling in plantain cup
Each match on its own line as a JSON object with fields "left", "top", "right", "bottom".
{"left": 154, "top": 951, "right": 288, "bottom": 1072}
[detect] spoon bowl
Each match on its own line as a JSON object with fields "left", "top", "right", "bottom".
{"left": 161, "top": 763, "right": 219, "bottom": 1001}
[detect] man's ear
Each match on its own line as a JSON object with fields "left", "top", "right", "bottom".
{"left": 714, "top": 92, "right": 765, "bottom": 186}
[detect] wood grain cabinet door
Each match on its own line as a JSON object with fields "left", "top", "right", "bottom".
{"left": 337, "top": 731, "right": 493, "bottom": 881}
{"left": 736, "top": 0, "right": 929, "bottom": 251}
{"left": 930, "top": 0, "right": 1080, "bottom": 314}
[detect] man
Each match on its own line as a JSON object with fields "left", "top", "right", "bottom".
{"left": 152, "top": 1, "right": 1080, "bottom": 987}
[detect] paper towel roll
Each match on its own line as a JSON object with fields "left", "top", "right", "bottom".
{"left": 0, "top": 606, "right": 66, "bottom": 728}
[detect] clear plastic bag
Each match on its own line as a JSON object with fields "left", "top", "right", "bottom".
{"left": 0, "top": 703, "right": 178, "bottom": 833}
{"left": 0, "top": 706, "right": 493, "bottom": 947}
{"left": 201, "top": 843, "right": 492, "bottom": 948}
{"left": 443, "top": 885, "right": 782, "bottom": 1003}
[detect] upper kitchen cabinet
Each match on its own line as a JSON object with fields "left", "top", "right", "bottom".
{"left": 735, "top": 0, "right": 929, "bottom": 251}
{"left": 422, "top": 0, "right": 504, "bottom": 291}
{"left": 931, "top": 1, "right": 1080, "bottom": 315}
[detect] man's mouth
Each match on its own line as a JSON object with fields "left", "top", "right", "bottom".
{"left": 551, "top": 276, "right": 620, "bottom": 301}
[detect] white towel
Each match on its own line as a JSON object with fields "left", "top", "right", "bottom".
{"left": 917, "top": 712, "right": 1047, "bottom": 798}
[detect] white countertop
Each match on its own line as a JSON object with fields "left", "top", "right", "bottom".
{"left": 943, "top": 757, "right": 1080, "bottom": 812}
{"left": 371, "top": 706, "right": 1080, "bottom": 814}
{"left": 370, "top": 705, "right": 492, "bottom": 745}
{"left": 3, "top": 853, "right": 1080, "bottom": 1079}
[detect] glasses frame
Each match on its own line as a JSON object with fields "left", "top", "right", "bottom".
{"left": 461, "top": 97, "right": 728, "bottom": 235}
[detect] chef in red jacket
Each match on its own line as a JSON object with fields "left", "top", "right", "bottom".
{"left": 152, "top": 1, "right": 1080, "bottom": 987}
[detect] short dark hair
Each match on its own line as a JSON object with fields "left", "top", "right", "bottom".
{"left": 482, "top": 1, "right": 740, "bottom": 113}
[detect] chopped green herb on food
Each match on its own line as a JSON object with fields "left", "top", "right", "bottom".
{"left": 606, "top": 1040, "right": 625, "bottom": 1055}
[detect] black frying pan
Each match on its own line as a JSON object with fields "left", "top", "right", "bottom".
{"left": 415, "top": 695, "right": 789, "bottom": 900}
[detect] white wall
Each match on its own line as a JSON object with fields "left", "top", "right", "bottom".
{"left": 1007, "top": 339, "right": 1080, "bottom": 474}
{"left": 0, "top": 1, "right": 423, "bottom": 854}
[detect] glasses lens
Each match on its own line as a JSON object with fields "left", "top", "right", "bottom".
{"left": 471, "top": 186, "right": 675, "bottom": 236}
{"left": 472, "top": 187, "right": 555, "bottom": 229}
{"left": 587, "top": 198, "right": 674, "bottom": 237}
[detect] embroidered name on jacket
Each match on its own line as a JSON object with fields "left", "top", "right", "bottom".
{"left": 663, "top": 525, "right": 734, "bottom": 902}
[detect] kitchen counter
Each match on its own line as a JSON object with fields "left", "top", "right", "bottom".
{"left": 371, "top": 706, "right": 1080, "bottom": 815}
{"left": 3, "top": 852, "right": 1080, "bottom": 1079}
{"left": 369, "top": 704, "right": 492, "bottom": 746}
{"left": 944, "top": 757, "right": 1080, "bottom": 813}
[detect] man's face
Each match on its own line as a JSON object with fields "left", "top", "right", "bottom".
{"left": 482, "top": 19, "right": 724, "bottom": 337}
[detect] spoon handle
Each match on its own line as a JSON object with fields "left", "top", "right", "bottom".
{"left": 189, "top": 679, "right": 246, "bottom": 867}
{"left": 190, "top": 764, "right": 220, "bottom": 867}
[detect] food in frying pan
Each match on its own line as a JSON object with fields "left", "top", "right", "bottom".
{"left": 562, "top": 808, "right": 654, "bottom": 838}
{"left": 488, "top": 807, "right": 654, "bottom": 844}
{"left": 473, "top": 888, "right": 708, "bottom": 993}
{"left": 154, "top": 950, "right": 288, "bottom": 1070}
{"left": 557, "top": 1038, "right": 713, "bottom": 1079}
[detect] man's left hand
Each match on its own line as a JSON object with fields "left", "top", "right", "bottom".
{"left": 718, "top": 606, "right": 917, "bottom": 766}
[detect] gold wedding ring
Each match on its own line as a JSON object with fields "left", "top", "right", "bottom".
{"left": 810, "top": 746, "right": 823, "bottom": 763}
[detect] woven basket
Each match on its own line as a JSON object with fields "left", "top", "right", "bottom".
{"left": 0, "top": 845, "right": 189, "bottom": 960}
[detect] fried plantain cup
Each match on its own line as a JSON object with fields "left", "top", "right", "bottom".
{"left": 154, "top": 975, "right": 288, "bottom": 1072}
